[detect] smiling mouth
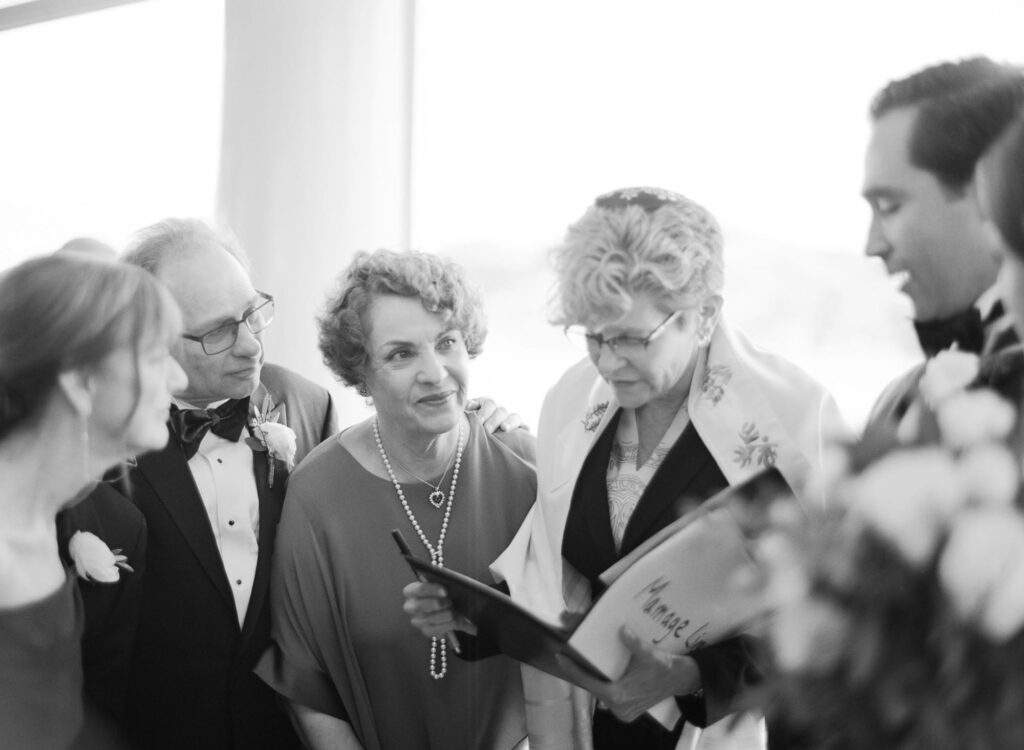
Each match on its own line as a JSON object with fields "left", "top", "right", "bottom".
{"left": 889, "top": 269, "right": 911, "bottom": 291}
{"left": 418, "top": 391, "right": 454, "bottom": 405}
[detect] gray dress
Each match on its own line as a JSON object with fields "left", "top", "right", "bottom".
{"left": 257, "top": 417, "right": 534, "bottom": 750}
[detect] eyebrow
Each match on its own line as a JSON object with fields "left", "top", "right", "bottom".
{"left": 861, "top": 186, "right": 903, "bottom": 201}
{"left": 193, "top": 294, "right": 264, "bottom": 332}
{"left": 376, "top": 328, "right": 460, "bottom": 351}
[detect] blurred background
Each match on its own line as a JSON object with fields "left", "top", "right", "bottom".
{"left": 1, "top": 0, "right": 1021, "bottom": 431}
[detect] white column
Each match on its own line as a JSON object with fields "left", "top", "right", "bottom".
{"left": 218, "top": 0, "right": 413, "bottom": 423}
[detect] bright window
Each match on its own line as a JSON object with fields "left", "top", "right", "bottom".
{"left": 0, "top": 0, "right": 223, "bottom": 265}
{"left": 411, "top": 0, "right": 1024, "bottom": 428}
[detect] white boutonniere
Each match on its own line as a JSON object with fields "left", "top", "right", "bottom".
{"left": 246, "top": 394, "right": 297, "bottom": 488}
{"left": 919, "top": 349, "right": 980, "bottom": 408}
{"left": 68, "top": 530, "right": 133, "bottom": 583}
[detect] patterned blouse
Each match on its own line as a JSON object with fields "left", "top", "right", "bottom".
{"left": 606, "top": 404, "right": 691, "bottom": 550}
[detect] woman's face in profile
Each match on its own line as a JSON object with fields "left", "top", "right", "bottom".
{"left": 362, "top": 293, "right": 469, "bottom": 440}
{"left": 90, "top": 338, "right": 188, "bottom": 457}
{"left": 586, "top": 293, "right": 701, "bottom": 409}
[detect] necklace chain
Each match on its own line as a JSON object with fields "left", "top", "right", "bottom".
{"left": 387, "top": 444, "right": 458, "bottom": 509}
{"left": 373, "top": 417, "right": 465, "bottom": 680}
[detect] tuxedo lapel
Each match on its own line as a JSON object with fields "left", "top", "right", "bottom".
{"left": 240, "top": 449, "right": 286, "bottom": 640}
{"left": 620, "top": 424, "right": 719, "bottom": 554}
{"left": 135, "top": 434, "right": 236, "bottom": 615}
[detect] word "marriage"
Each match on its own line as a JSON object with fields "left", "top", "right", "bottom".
{"left": 633, "top": 577, "right": 709, "bottom": 648}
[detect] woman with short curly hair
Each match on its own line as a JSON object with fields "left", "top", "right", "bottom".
{"left": 407, "top": 187, "right": 845, "bottom": 749}
{"left": 257, "top": 249, "right": 533, "bottom": 750}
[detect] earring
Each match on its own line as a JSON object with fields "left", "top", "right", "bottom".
{"left": 79, "top": 411, "right": 93, "bottom": 485}
{"left": 697, "top": 323, "right": 714, "bottom": 348}
{"left": 357, "top": 384, "right": 368, "bottom": 397}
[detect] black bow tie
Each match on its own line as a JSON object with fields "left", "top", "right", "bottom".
{"left": 169, "top": 397, "right": 251, "bottom": 460}
{"left": 913, "top": 307, "right": 987, "bottom": 357}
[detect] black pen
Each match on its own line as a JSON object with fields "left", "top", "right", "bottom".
{"left": 392, "top": 529, "right": 461, "bottom": 655}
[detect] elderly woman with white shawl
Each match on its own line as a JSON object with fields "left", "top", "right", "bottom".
{"left": 406, "top": 187, "right": 845, "bottom": 750}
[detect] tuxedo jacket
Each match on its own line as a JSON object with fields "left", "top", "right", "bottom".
{"left": 862, "top": 307, "right": 1020, "bottom": 448}
{"left": 124, "top": 363, "right": 337, "bottom": 750}
{"left": 57, "top": 482, "right": 147, "bottom": 748}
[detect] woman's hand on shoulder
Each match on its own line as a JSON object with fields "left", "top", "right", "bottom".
{"left": 402, "top": 581, "right": 478, "bottom": 638}
{"left": 466, "top": 397, "right": 529, "bottom": 434}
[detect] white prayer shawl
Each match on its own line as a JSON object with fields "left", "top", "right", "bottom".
{"left": 491, "top": 319, "right": 847, "bottom": 750}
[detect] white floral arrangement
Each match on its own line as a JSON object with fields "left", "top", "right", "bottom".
{"left": 758, "top": 350, "right": 1024, "bottom": 749}
{"left": 68, "top": 530, "right": 133, "bottom": 583}
{"left": 246, "top": 394, "right": 297, "bottom": 488}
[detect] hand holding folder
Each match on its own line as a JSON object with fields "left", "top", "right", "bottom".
{"left": 395, "top": 468, "right": 791, "bottom": 697}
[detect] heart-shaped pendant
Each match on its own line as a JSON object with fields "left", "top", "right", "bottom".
{"left": 428, "top": 489, "right": 446, "bottom": 509}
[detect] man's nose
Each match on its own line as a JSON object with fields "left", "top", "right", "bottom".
{"left": 865, "top": 215, "right": 890, "bottom": 258}
{"left": 232, "top": 323, "right": 262, "bottom": 357}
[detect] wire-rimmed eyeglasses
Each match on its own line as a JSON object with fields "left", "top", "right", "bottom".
{"left": 564, "top": 309, "right": 683, "bottom": 356}
{"left": 182, "top": 291, "right": 275, "bottom": 355}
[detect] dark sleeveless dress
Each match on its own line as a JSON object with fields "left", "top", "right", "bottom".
{"left": 0, "top": 571, "right": 84, "bottom": 749}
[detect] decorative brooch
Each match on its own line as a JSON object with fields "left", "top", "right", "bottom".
{"left": 246, "top": 394, "right": 297, "bottom": 488}
{"left": 582, "top": 401, "right": 610, "bottom": 432}
{"left": 701, "top": 365, "right": 732, "bottom": 405}
{"left": 68, "top": 530, "right": 133, "bottom": 583}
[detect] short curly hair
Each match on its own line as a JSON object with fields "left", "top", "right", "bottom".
{"left": 319, "top": 249, "right": 487, "bottom": 388}
{"left": 550, "top": 189, "right": 725, "bottom": 327}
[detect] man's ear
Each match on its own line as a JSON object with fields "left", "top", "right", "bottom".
{"left": 56, "top": 369, "right": 94, "bottom": 418}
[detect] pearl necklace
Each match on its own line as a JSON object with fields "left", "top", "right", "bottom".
{"left": 373, "top": 417, "right": 465, "bottom": 680}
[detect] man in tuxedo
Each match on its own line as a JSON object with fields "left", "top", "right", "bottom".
{"left": 121, "top": 218, "right": 337, "bottom": 750}
{"left": 861, "top": 57, "right": 1024, "bottom": 441}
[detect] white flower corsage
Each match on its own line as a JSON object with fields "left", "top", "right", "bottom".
{"left": 247, "top": 394, "right": 297, "bottom": 488}
{"left": 68, "top": 530, "right": 133, "bottom": 583}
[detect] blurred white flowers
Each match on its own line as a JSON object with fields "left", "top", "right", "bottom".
{"left": 771, "top": 597, "right": 849, "bottom": 673}
{"left": 919, "top": 349, "right": 980, "bottom": 407}
{"left": 936, "top": 390, "right": 1016, "bottom": 449}
{"left": 760, "top": 358, "right": 1024, "bottom": 748}
{"left": 939, "top": 508, "right": 1024, "bottom": 642}
{"left": 845, "top": 447, "right": 966, "bottom": 565}
{"left": 68, "top": 530, "right": 132, "bottom": 583}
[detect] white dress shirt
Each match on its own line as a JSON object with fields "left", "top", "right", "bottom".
{"left": 179, "top": 400, "right": 260, "bottom": 627}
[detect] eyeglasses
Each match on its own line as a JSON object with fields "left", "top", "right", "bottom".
{"left": 565, "top": 309, "right": 683, "bottom": 356}
{"left": 182, "top": 292, "right": 275, "bottom": 355}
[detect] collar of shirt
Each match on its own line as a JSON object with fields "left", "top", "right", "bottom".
{"left": 976, "top": 284, "right": 1002, "bottom": 323}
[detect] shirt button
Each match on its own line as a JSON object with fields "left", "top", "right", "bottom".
{"left": 228, "top": 520, "right": 235, "bottom": 526}
{"left": 236, "top": 579, "right": 242, "bottom": 585}
{"left": 216, "top": 458, "right": 223, "bottom": 464}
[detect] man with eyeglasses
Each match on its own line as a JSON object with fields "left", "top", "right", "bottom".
{"left": 118, "top": 218, "right": 337, "bottom": 750}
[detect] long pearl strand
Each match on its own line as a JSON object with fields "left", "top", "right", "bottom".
{"left": 374, "top": 417, "right": 465, "bottom": 679}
